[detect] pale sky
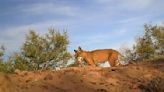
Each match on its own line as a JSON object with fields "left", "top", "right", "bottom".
{"left": 0, "top": 0, "right": 164, "bottom": 57}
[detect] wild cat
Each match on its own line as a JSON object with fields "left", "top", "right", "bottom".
{"left": 74, "top": 47, "right": 122, "bottom": 67}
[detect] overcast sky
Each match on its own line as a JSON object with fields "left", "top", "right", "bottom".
{"left": 0, "top": 0, "right": 164, "bottom": 56}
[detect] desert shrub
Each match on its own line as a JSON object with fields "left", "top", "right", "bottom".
{"left": 0, "top": 45, "right": 5, "bottom": 62}
{"left": 9, "top": 53, "right": 30, "bottom": 71}
{"left": 119, "top": 45, "right": 137, "bottom": 64}
{"left": 147, "top": 77, "right": 164, "bottom": 92}
{"left": 67, "top": 62, "right": 79, "bottom": 67}
{"left": 12, "top": 29, "right": 72, "bottom": 71}
{"left": 0, "top": 46, "right": 14, "bottom": 73}
{"left": 121, "top": 23, "right": 164, "bottom": 62}
{"left": 136, "top": 24, "right": 164, "bottom": 61}
{"left": 142, "top": 77, "right": 164, "bottom": 92}
{"left": 0, "top": 62, "right": 14, "bottom": 73}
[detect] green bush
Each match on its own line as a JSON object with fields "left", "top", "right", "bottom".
{"left": 0, "top": 62, "right": 14, "bottom": 73}
{"left": 122, "top": 23, "right": 164, "bottom": 62}
{"left": 12, "top": 29, "right": 72, "bottom": 70}
{"left": 0, "top": 28, "right": 72, "bottom": 72}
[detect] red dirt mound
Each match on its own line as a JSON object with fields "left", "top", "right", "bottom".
{"left": 0, "top": 61, "right": 164, "bottom": 92}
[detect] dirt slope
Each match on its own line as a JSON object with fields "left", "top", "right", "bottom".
{"left": 0, "top": 61, "right": 164, "bottom": 92}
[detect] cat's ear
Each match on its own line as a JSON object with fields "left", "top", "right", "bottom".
{"left": 78, "top": 46, "right": 82, "bottom": 51}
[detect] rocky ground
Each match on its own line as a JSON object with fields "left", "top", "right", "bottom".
{"left": 0, "top": 60, "right": 164, "bottom": 92}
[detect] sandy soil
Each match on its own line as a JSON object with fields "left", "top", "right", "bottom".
{"left": 0, "top": 61, "right": 164, "bottom": 92}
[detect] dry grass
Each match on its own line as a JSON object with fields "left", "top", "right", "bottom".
{"left": 139, "top": 76, "right": 164, "bottom": 92}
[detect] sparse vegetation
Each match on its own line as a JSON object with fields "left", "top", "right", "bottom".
{"left": 0, "top": 28, "right": 72, "bottom": 72}
{"left": 0, "top": 23, "right": 163, "bottom": 72}
{"left": 0, "top": 23, "right": 163, "bottom": 92}
{"left": 140, "top": 77, "right": 164, "bottom": 92}
{"left": 13, "top": 29, "right": 72, "bottom": 70}
{"left": 20, "top": 29, "right": 71, "bottom": 70}
{"left": 0, "top": 45, "right": 5, "bottom": 62}
{"left": 0, "top": 46, "right": 14, "bottom": 73}
{"left": 121, "top": 23, "right": 164, "bottom": 62}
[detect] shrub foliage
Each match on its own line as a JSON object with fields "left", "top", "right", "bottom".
{"left": 0, "top": 29, "right": 72, "bottom": 72}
